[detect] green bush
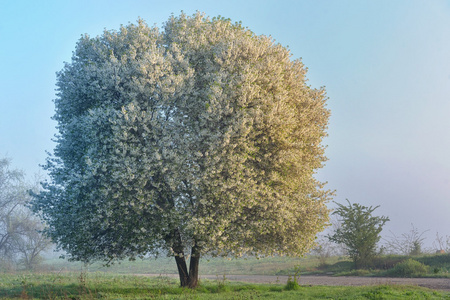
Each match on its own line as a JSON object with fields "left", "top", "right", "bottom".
{"left": 386, "top": 259, "right": 428, "bottom": 277}
{"left": 328, "top": 200, "right": 389, "bottom": 269}
{"left": 284, "top": 276, "right": 300, "bottom": 290}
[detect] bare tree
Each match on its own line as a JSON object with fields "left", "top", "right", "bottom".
{"left": 433, "top": 233, "right": 450, "bottom": 254}
{"left": 0, "top": 157, "right": 51, "bottom": 269}
{"left": 385, "top": 224, "right": 428, "bottom": 256}
{"left": 13, "top": 211, "right": 51, "bottom": 269}
{"left": 311, "top": 236, "right": 337, "bottom": 267}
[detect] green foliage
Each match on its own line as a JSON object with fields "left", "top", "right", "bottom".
{"left": 385, "top": 259, "right": 429, "bottom": 277}
{"left": 410, "top": 241, "right": 422, "bottom": 256}
{"left": 284, "top": 266, "right": 301, "bottom": 290}
{"left": 284, "top": 277, "right": 300, "bottom": 290}
{"left": 328, "top": 199, "right": 389, "bottom": 269}
{"left": 32, "top": 12, "right": 332, "bottom": 287}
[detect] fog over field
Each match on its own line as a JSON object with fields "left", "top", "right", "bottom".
{"left": 1, "top": 0, "right": 449, "bottom": 247}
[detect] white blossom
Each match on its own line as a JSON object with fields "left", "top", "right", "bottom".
{"left": 32, "top": 12, "right": 331, "bottom": 274}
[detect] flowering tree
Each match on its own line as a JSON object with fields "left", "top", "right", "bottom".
{"left": 32, "top": 13, "right": 331, "bottom": 288}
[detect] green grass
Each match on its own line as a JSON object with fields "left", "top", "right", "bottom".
{"left": 41, "top": 255, "right": 351, "bottom": 277}
{"left": 0, "top": 272, "right": 448, "bottom": 299}
{"left": 41, "top": 255, "right": 319, "bottom": 276}
{"left": 38, "top": 252, "right": 450, "bottom": 279}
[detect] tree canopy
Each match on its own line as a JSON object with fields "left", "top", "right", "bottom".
{"left": 32, "top": 12, "right": 332, "bottom": 287}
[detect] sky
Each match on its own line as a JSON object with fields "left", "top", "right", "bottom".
{"left": 1, "top": 0, "right": 449, "bottom": 248}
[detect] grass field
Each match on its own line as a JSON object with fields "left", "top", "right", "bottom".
{"left": 40, "top": 252, "right": 450, "bottom": 278}
{"left": 2, "top": 254, "right": 450, "bottom": 299}
{"left": 41, "top": 255, "right": 319, "bottom": 276}
{"left": 1, "top": 272, "right": 449, "bottom": 299}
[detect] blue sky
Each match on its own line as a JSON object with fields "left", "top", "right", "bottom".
{"left": 1, "top": 0, "right": 449, "bottom": 246}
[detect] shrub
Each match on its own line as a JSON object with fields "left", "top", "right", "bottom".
{"left": 386, "top": 259, "right": 428, "bottom": 277}
{"left": 328, "top": 200, "right": 389, "bottom": 269}
{"left": 284, "top": 277, "right": 300, "bottom": 291}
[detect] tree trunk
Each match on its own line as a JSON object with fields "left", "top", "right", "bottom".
{"left": 172, "top": 232, "right": 201, "bottom": 288}
{"left": 187, "top": 244, "right": 200, "bottom": 288}
{"left": 174, "top": 254, "right": 189, "bottom": 286}
{"left": 172, "top": 230, "right": 189, "bottom": 287}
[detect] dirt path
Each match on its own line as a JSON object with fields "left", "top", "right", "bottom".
{"left": 141, "top": 274, "right": 450, "bottom": 291}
